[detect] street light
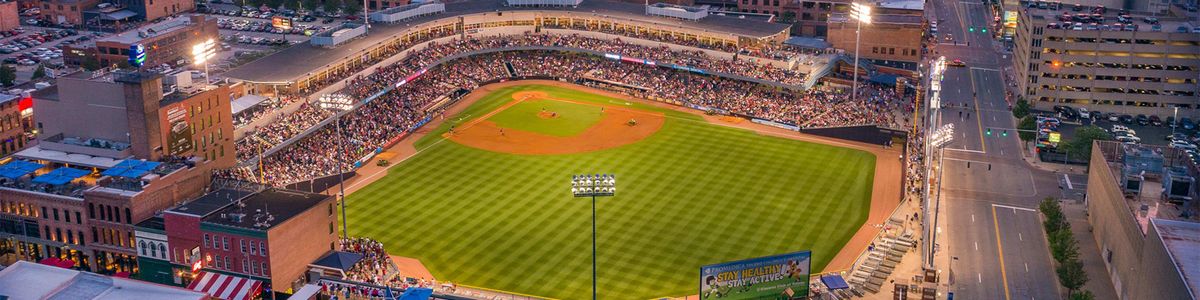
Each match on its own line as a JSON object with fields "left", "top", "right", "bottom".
{"left": 850, "top": 2, "right": 872, "bottom": 104}
{"left": 571, "top": 173, "right": 616, "bottom": 300}
{"left": 191, "top": 38, "right": 216, "bottom": 85}
{"left": 320, "top": 94, "right": 355, "bottom": 240}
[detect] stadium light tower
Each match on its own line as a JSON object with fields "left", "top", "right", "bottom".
{"left": 571, "top": 173, "right": 616, "bottom": 300}
{"left": 850, "top": 2, "right": 872, "bottom": 104}
{"left": 191, "top": 38, "right": 216, "bottom": 85}
{"left": 320, "top": 94, "right": 355, "bottom": 239}
{"left": 922, "top": 56, "right": 947, "bottom": 270}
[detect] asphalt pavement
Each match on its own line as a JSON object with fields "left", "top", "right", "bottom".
{"left": 926, "top": 0, "right": 1070, "bottom": 298}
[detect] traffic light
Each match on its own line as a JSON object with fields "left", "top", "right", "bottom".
{"left": 969, "top": 26, "right": 975, "bottom": 32}
{"left": 982, "top": 28, "right": 988, "bottom": 33}
{"left": 986, "top": 128, "right": 992, "bottom": 136}
{"left": 1002, "top": 130, "right": 1008, "bottom": 137}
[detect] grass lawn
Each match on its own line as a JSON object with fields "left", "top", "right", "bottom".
{"left": 346, "top": 84, "right": 876, "bottom": 299}
{"left": 488, "top": 99, "right": 604, "bottom": 137}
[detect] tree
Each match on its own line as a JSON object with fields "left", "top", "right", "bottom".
{"left": 0, "top": 65, "right": 15, "bottom": 87}
{"left": 31, "top": 64, "right": 46, "bottom": 80}
{"left": 81, "top": 55, "right": 102, "bottom": 71}
{"left": 1057, "top": 258, "right": 1089, "bottom": 294}
{"left": 1048, "top": 228, "right": 1080, "bottom": 263}
{"left": 1070, "top": 290, "right": 1096, "bottom": 300}
{"left": 1018, "top": 116, "right": 1037, "bottom": 143}
{"left": 321, "top": 0, "right": 339, "bottom": 15}
{"left": 301, "top": 0, "right": 319, "bottom": 12}
{"left": 341, "top": 0, "right": 360, "bottom": 16}
{"left": 1061, "top": 125, "right": 1111, "bottom": 161}
{"left": 1013, "top": 98, "right": 1031, "bottom": 118}
{"left": 1040, "top": 198, "right": 1067, "bottom": 232}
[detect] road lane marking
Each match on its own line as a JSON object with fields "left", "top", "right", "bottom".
{"left": 1064, "top": 174, "right": 1073, "bottom": 189}
{"left": 1025, "top": 262, "right": 1029, "bottom": 272}
{"left": 1019, "top": 233, "right": 1023, "bottom": 241}
{"left": 946, "top": 148, "right": 985, "bottom": 154}
{"left": 969, "top": 69, "right": 987, "bottom": 153}
{"left": 971, "top": 66, "right": 1001, "bottom": 72}
{"left": 975, "top": 241, "right": 979, "bottom": 250}
{"left": 992, "top": 206, "right": 1013, "bottom": 300}
{"left": 992, "top": 203, "right": 1037, "bottom": 212}
{"left": 972, "top": 214, "right": 976, "bottom": 222}
{"left": 978, "top": 273, "right": 983, "bottom": 283}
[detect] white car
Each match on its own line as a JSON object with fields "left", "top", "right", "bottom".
{"left": 1078, "top": 108, "right": 1090, "bottom": 119}
{"left": 25, "top": 19, "right": 38, "bottom": 25}
{"left": 1112, "top": 125, "right": 1136, "bottom": 135}
{"left": 1116, "top": 135, "right": 1141, "bottom": 144}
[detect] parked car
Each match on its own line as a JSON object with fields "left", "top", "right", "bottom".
{"left": 1107, "top": 113, "right": 1120, "bottom": 122}
{"left": 1184, "top": 118, "right": 1196, "bottom": 130}
{"left": 1136, "top": 114, "right": 1150, "bottom": 125}
{"left": 1150, "top": 115, "right": 1163, "bottom": 126}
{"left": 1119, "top": 114, "right": 1135, "bottom": 124}
{"left": 1116, "top": 135, "right": 1141, "bottom": 144}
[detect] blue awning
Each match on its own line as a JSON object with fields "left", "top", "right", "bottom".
{"left": 100, "top": 159, "right": 161, "bottom": 179}
{"left": 32, "top": 167, "right": 90, "bottom": 185}
{"left": 0, "top": 160, "right": 44, "bottom": 179}
{"left": 398, "top": 287, "right": 432, "bottom": 300}
{"left": 821, "top": 274, "right": 850, "bottom": 290}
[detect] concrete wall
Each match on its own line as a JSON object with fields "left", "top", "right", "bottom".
{"left": 266, "top": 196, "right": 335, "bottom": 291}
{"left": 1129, "top": 219, "right": 1195, "bottom": 300}
{"left": 1086, "top": 145, "right": 1148, "bottom": 299}
{"left": 35, "top": 77, "right": 127, "bottom": 143}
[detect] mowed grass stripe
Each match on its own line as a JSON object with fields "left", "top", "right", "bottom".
{"left": 345, "top": 85, "right": 875, "bottom": 299}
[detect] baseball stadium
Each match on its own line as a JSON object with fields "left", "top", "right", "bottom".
{"left": 219, "top": 0, "right": 914, "bottom": 298}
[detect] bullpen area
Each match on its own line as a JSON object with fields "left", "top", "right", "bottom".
{"left": 344, "top": 83, "right": 879, "bottom": 299}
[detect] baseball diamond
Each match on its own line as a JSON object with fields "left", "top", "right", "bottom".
{"left": 345, "top": 83, "right": 880, "bottom": 299}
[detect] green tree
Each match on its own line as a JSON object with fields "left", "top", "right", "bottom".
{"left": 1057, "top": 258, "right": 1089, "bottom": 294}
{"left": 1013, "top": 98, "right": 1031, "bottom": 118}
{"left": 81, "top": 55, "right": 102, "bottom": 71}
{"left": 1018, "top": 116, "right": 1037, "bottom": 143}
{"left": 1039, "top": 198, "right": 1067, "bottom": 232}
{"left": 321, "top": 0, "right": 340, "bottom": 15}
{"left": 1048, "top": 228, "right": 1080, "bottom": 263}
{"left": 31, "top": 64, "right": 46, "bottom": 80}
{"left": 0, "top": 65, "right": 16, "bottom": 86}
{"left": 341, "top": 0, "right": 360, "bottom": 16}
{"left": 1069, "top": 290, "right": 1096, "bottom": 300}
{"left": 1061, "top": 125, "right": 1112, "bottom": 161}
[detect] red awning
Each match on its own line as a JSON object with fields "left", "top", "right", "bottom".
{"left": 188, "top": 271, "right": 263, "bottom": 300}
{"left": 38, "top": 257, "right": 60, "bottom": 265}
{"left": 113, "top": 271, "right": 130, "bottom": 278}
{"left": 55, "top": 259, "right": 75, "bottom": 269}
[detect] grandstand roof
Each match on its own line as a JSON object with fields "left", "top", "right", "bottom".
{"left": 223, "top": 0, "right": 789, "bottom": 83}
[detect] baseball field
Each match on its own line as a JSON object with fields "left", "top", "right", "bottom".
{"left": 344, "top": 83, "right": 878, "bottom": 299}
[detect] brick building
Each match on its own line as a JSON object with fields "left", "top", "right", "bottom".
{"left": 158, "top": 187, "right": 337, "bottom": 298}
{"left": 736, "top": 0, "right": 850, "bottom": 37}
{"left": 64, "top": 15, "right": 218, "bottom": 68}
{"left": 826, "top": 12, "right": 924, "bottom": 74}
{"left": 0, "top": 69, "right": 235, "bottom": 275}
{"left": 36, "top": 0, "right": 100, "bottom": 26}
{"left": 0, "top": 1, "right": 19, "bottom": 31}
{"left": 0, "top": 93, "right": 30, "bottom": 157}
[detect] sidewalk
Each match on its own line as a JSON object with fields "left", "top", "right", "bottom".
{"left": 1061, "top": 201, "right": 1119, "bottom": 299}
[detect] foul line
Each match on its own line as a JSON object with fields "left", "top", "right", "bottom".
{"left": 991, "top": 206, "right": 1013, "bottom": 300}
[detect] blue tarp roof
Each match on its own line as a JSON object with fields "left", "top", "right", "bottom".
{"left": 311, "top": 251, "right": 364, "bottom": 271}
{"left": 821, "top": 274, "right": 850, "bottom": 290}
{"left": 100, "top": 160, "right": 161, "bottom": 179}
{"left": 0, "top": 160, "right": 44, "bottom": 179}
{"left": 32, "top": 168, "right": 90, "bottom": 185}
{"left": 398, "top": 287, "right": 432, "bottom": 300}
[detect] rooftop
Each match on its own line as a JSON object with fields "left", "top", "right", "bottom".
{"left": 1022, "top": 1, "right": 1200, "bottom": 33}
{"left": 98, "top": 16, "right": 204, "bottom": 45}
{"left": 222, "top": 0, "right": 790, "bottom": 83}
{"left": 135, "top": 216, "right": 166, "bottom": 232}
{"left": 829, "top": 13, "right": 924, "bottom": 25}
{"left": 1097, "top": 141, "right": 1200, "bottom": 227}
{"left": 202, "top": 189, "right": 330, "bottom": 230}
{"left": 875, "top": 0, "right": 925, "bottom": 11}
{"left": 168, "top": 188, "right": 258, "bottom": 217}
{"left": 1151, "top": 218, "right": 1200, "bottom": 299}
{"left": 0, "top": 261, "right": 208, "bottom": 300}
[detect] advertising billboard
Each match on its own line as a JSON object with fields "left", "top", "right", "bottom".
{"left": 700, "top": 250, "right": 811, "bottom": 300}
{"left": 128, "top": 44, "right": 146, "bottom": 68}
{"left": 164, "top": 105, "right": 193, "bottom": 155}
{"left": 272, "top": 16, "right": 292, "bottom": 31}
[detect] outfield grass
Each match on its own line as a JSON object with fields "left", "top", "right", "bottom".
{"left": 488, "top": 99, "right": 605, "bottom": 137}
{"left": 347, "top": 84, "right": 876, "bottom": 299}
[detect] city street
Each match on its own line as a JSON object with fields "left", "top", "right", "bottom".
{"left": 926, "top": 0, "right": 1072, "bottom": 298}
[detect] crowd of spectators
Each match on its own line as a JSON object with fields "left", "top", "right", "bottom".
{"left": 235, "top": 102, "right": 335, "bottom": 161}
{"left": 339, "top": 237, "right": 399, "bottom": 286}
{"left": 232, "top": 96, "right": 306, "bottom": 129}
{"left": 221, "top": 46, "right": 907, "bottom": 185}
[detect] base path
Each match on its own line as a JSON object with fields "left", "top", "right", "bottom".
{"left": 332, "top": 80, "right": 903, "bottom": 289}
{"left": 445, "top": 91, "right": 665, "bottom": 155}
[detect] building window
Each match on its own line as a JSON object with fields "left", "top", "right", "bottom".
{"left": 249, "top": 241, "right": 256, "bottom": 255}
{"left": 258, "top": 243, "right": 265, "bottom": 256}
{"left": 79, "top": 231, "right": 85, "bottom": 246}
{"left": 224, "top": 257, "right": 231, "bottom": 270}
{"left": 253, "top": 261, "right": 259, "bottom": 275}
{"left": 125, "top": 208, "right": 131, "bottom": 224}
{"left": 88, "top": 203, "right": 94, "bottom": 219}
{"left": 215, "top": 255, "right": 222, "bottom": 269}
{"left": 241, "top": 240, "right": 247, "bottom": 253}
{"left": 222, "top": 237, "right": 229, "bottom": 250}
{"left": 92, "top": 228, "right": 98, "bottom": 242}
{"left": 42, "top": 207, "right": 47, "bottom": 219}
{"left": 64, "top": 210, "right": 69, "bottom": 223}
{"left": 159, "top": 244, "right": 166, "bottom": 259}
{"left": 140, "top": 241, "right": 148, "bottom": 255}
{"left": 67, "top": 230, "right": 74, "bottom": 244}
{"left": 204, "top": 234, "right": 210, "bottom": 248}
{"left": 75, "top": 212, "right": 81, "bottom": 224}
{"left": 242, "top": 259, "right": 248, "bottom": 273}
